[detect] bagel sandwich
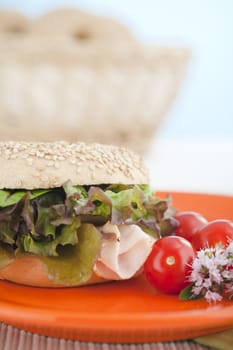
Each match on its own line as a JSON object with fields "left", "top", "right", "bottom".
{"left": 0, "top": 141, "right": 176, "bottom": 287}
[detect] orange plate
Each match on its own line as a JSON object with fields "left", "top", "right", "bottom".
{"left": 0, "top": 192, "right": 233, "bottom": 343}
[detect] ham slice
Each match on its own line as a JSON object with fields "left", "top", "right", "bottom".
{"left": 94, "top": 222, "right": 155, "bottom": 280}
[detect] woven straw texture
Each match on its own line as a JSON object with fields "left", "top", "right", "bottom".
{"left": 0, "top": 323, "right": 212, "bottom": 350}
{"left": 0, "top": 9, "right": 189, "bottom": 153}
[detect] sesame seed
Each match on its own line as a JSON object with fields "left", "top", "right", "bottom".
{"left": 26, "top": 158, "right": 33, "bottom": 166}
{"left": 47, "top": 160, "right": 54, "bottom": 167}
{"left": 88, "top": 164, "right": 95, "bottom": 171}
{"left": 41, "top": 175, "right": 49, "bottom": 182}
{"left": 70, "top": 158, "right": 76, "bottom": 164}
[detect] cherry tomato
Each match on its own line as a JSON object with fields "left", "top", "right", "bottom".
{"left": 192, "top": 219, "right": 233, "bottom": 250}
{"left": 144, "top": 236, "right": 196, "bottom": 294}
{"left": 174, "top": 211, "right": 208, "bottom": 242}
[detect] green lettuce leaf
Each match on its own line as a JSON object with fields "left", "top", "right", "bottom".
{"left": 35, "top": 207, "right": 56, "bottom": 239}
{"left": 0, "top": 183, "right": 177, "bottom": 260}
{"left": 88, "top": 186, "right": 111, "bottom": 217}
{"left": 21, "top": 190, "right": 64, "bottom": 241}
{"left": 0, "top": 196, "right": 26, "bottom": 245}
{"left": 19, "top": 217, "right": 81, "bottom": 257}
{"left": 0, "top": 222, "right": 16, "bottom": 245}
{"left": 0, "top": 189, "right": 50, "bottom": 208}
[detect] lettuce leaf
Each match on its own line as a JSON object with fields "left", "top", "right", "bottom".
{"left": 19, "top": 218, "right": 81, "bottom": 257}
{"left": 0, "top": 183, "right": 177, "bottom": 259}
{"left": 0, "top": 222, "right": 16, "bottom": 245}
{"left": 0, "top": 189, "right": 50, "bottom": 208}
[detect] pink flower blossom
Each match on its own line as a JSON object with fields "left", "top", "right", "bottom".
{"left": 205, "top": 290, "right": 223, "bottom": 302}
{"left": 188, "top": 241, "right": 233, "bottom": 302}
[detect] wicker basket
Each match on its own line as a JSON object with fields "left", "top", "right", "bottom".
{"left": 0, "top": 9, "right": 190, "bottom": 153}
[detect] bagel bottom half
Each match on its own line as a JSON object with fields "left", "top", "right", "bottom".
{"left": 0, "top": 256, "right": 106, "bottom": 287}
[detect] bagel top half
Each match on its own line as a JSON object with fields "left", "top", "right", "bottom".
{"left": 0, "top": 141, "right": 149, "bottom": 189}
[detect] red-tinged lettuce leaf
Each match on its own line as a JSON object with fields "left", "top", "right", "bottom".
{"left": 88, "top": 186, "right": 111, "bottom": 217}
{"left": 0, "top": 222, "right": 16, "bottom": 245}
{"left": 127, "top": 218, "right": 161, "bottom": 238}
{"left": 159, "top": 217, "right": 179, "bottom": 237}
{"left": 19, "top": 217, "right": 81, "bottom": 257}
{"left": 105, "top": 188, "right": 135, "bottom": 224}
{"left": 64, "top": 183, "right": 111, "bottom": 220}
{"left": 64, "top": 183, "right": 95, "bottom": 216}
{"left": 21, "top": 191, "right": 64, "bottom": 239}
{"left": 104, "top": 186, "right": 176, "bottom": 237}
{"left": 21, "top": 192, "right": 37, "bottom": 237}
{"left": 0, "top": 183, "right": 177, "bottom": 257}
{"left": 0, "top": 196, "right": 26, "bottom": 245}
{"left": 49, "top": 204, "right": 73, "bottom": 226}
{"left": 35, "top": 207, "right": 56, "bottom": 239}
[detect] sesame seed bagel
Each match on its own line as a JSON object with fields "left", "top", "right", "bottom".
{"left": 0, "top": 141, "right": 149, "bottom": 189}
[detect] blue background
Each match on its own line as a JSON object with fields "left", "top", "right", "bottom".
{"left": 1, "top": 0, "right": 233, "bottom": 141}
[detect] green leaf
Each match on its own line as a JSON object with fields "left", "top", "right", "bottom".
{"left": 179, "top": 283, "right": 202, "bottom": 300}
{"left": 0, "top": 184, "right": 177, "bottom": 259}
{"left": 194, "top": 329, "right": 233, "bottom": 350}
{"left": 105, "top": 189, "right": 133, "bottom": 224}
{"left": 19, "top": 218, "right": 81, "bottom": 257}
{"left": 0, "top": 189, "right": 50, "bottom": 208}
{"left": 33, "top": 190, "right": 64, "bottom": 207}
{"left": 0, "top": 190, "right": 25, "bottom": 207}
{"left": 63, "top": 182, "right": 89, "bottom": 202}
{"left": 35, "top": 207, "right": 56, "bottom": 239}
{"left": 0, "top": 222, "right": 16, "bottom": 245}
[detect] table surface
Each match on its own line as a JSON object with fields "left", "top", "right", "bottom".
{"left": 0, "top": 323, "right": 212, "bottom": 350}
